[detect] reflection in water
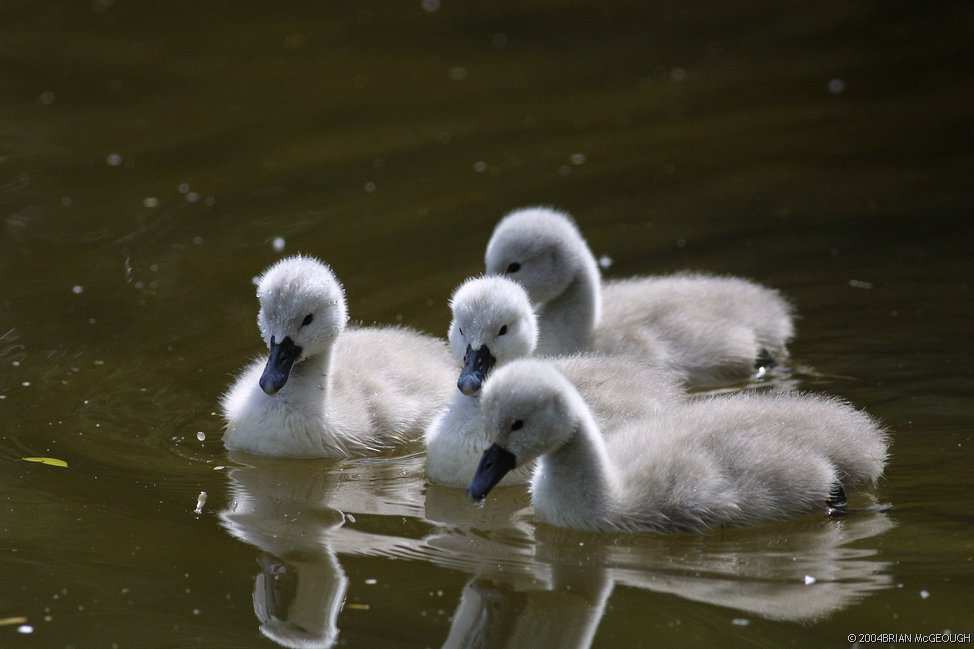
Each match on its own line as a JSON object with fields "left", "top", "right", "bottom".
{"left": 429, "top": 488, "right": 894, "bottom": 647}
{"left": 218, "top": 453, "right": 428, "bottom": 648}
{"left": 443, "top": 573, "right": 613, "bottom": 649}
{"left": 219, "top": 458, "right": 349, "bottom": 648}
{"left": 219, "top": 453, "right": 894, "bottom": 649}
{"left": 251, "top": 552, "right": 347, "bottom": 649}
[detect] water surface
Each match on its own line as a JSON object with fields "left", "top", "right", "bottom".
{"left": 2, "top": 1, "right": 973, "bottom": 647}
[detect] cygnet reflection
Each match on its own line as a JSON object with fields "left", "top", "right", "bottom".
{"left": 219, "top": 452, "right": 428, "bottom": 649}
{"left": 430, "top": 499, "right": 894, "bottom": 648}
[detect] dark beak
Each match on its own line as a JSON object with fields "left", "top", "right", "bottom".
{"left": 467, "top": 443, "right": 518, "bottom": 501}
{"left": 457, "top": 344, "right": 496, "bottom": 396}
{"left": 259, "top": 336, "right": 302, "bottom": 396}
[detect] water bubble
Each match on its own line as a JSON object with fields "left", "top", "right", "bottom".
{"left": 731, "top": 618, "right": 750, "bottom": 626}
{"left": 803, "top": 575, "right": 816, "bottom": 585}
{"left": 272, "top": 237, "right": 286, "bottom": 253}
{"left": 670, "top": 67, "right": 687, "bottom": 82}
{"left": 39, "top": 91, "right": 55, "bottom": 105}
{"left": 472, "top": 161, "right": 487, "bottom": 173}
{"left": 72, "top": 285, "right": 84, "bottom": 294}
{"left": 828, "top": 78, "right": 845, "bottom": 94}
{"left": 106, "top": 153, "right": 123, "bottom": 166}
{"left": 142, "top": 197, "right": 159, "bottom": 208}
{"left": 920, "top": 590, "right": 930, "bottom": 599}
{"left": 569, "top": 153, "right": 587, "bottom": 166}
{"left": 421, "top": 0, "right": 439, "bottom": 12}
{"left": 185, "top": 192, "right": 199, "bottom": 203}
{"left": 364, "top": 181, "right": 376, "bottom": 193}
{"left": 17, "top": 625, "right": 34, "bottom": 635}
{"left": 598, "top": 255, "right": 613, "bottom": 269}
{"left": 61, "top": 196, "right": 72, "bottom": 207}
{"left": 178, "top": 182, "right": 190, "bottom": 194}
{"left": 365, "top": 578, "right": 377, "bottom": 585}
{"left": 449, "top": 66, "right": 468, "bottom": 81}
{"left": 491, "top": 33, "right": 508, "bottom": 49}
{"left": 196, "top": 431, "right": 206, "bottom": 442}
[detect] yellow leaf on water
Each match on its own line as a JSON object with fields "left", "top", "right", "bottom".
{"left": 21, "top": 457, "right": 68, "bottom": 468}
{"left": 346, "top": 603, "right": 370, "bottom": 611}
{"left": 0, "top": 617, "right": 29, "bottom": 627}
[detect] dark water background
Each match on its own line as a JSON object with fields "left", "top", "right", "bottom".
{"left": 2, "top": 1, "right": 973, "bottom": 647}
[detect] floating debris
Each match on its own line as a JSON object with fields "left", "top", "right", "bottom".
{"left": 804, "top": 575, "right": 817, "bottom": 585}
{"left": 22, "top": 457, "right": 68, "bottom": 468}
{"left": 194, "top": 491, "right": 207, "bottom": 515}
{"left": 196, "top": 431, "right": 206, "bottom": 442}
{"left": 849, "top": 279, "right": 873, "bottom": 289}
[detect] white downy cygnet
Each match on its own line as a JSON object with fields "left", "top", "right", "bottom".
{"left": 469, "top": 358, "right": 888, "bottom": 533}
{"left": 484, "top": 207, "right": 795, "bottom": 386}
{"left": 425, "top": 276, "right": 683, "bottom": 487}
{"left": 222, "top": 255, "right": 455, "bottom": 457}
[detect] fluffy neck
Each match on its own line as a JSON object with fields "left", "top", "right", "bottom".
{"left": 534, "top": 252, "right": 601, "bottom": 356}
{"left": 277, "top": 348, "right": 332, "bottom": 423}
{"left": 531, "top": 411, "right": 615, "bottom": 529}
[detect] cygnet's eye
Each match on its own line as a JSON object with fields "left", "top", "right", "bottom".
{"left": 498, "top": 325, "right": 508, "bottom": 336}
{"left": 510, "top": 419, "right": 524, "bottom": 431}
{"left": 506, "top": 262, "right": 521, "bottom": 273}
{"left": 301, "top": 314, "right": 314, "bottom": 327}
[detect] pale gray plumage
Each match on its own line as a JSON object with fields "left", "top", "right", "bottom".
{"left": 222, "top": 255, "right": 455, "bottom": 457}
{"left": 425, "top": 276, "right": 683, "bottom": 487}
{"left": 484, "top": 206, "right": 795, "bottom": 386}
{"left": 472, "top": 359, "right": 888, "bottom": 533}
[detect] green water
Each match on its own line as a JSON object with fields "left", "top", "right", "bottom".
{"left": 2, "top": 1, "right": 972, "bottom": 647}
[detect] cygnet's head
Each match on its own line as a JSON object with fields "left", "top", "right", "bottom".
{"left": 468, "top": 359, "right": 580, "bottom": 501}
{"left": 255, "top": 256, "right": 348, "bottom": 396}
{"left": 484, "top": 207, "right": 595, "bottom": 306}
{"left": 448, "top": 276, "right": 538, "bottom": 397}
